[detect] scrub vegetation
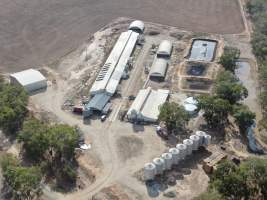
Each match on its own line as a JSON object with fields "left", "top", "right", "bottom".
{"left": 246, "top": 0, "right": 267, "bottom": 130}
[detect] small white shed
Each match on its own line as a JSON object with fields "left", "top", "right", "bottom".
{"left": 157, "top": 40, "right": 173, "bottom": 57}
{"left": 10, "top": 69, "right": 47, "bottom": 92}
{"left": 128, "top": 20, "right": 145, "bottom": 33}
{"left": 149, "top": 58, "right": 168, "bottom": 80}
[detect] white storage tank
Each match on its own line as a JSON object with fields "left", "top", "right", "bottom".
{"left": 153, "top": 158, "right": 165, "bottom": 175}
{"left": 176, "top": 143, "right": 187, "bottom": 159}
{"left": 190, "top": 135, "right": 200, "bottom": 151}
{"left": 183, "top": 139, "right": 193, "bottom": 155}
{"left": 169, "top": 148, "right": 180, "bottom": 165}
{"left": 204, "top": 134, "right": 211, "bottom": 146}
{"left": 161, "top": 153, "right": 173, "bottom": 170}
{"left": 196, "top": 131, "right": 207, "bottom": 146}
{"left": 144, "top": 163, "right": 156, "bottom": 181}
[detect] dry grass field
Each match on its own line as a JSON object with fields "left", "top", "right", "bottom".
{"left": 0, "top": 0, "right": 244, "bottom": 72}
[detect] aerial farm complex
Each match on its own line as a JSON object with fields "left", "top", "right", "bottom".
{"left": 0, "top": 0, "right": 266, "bottom": 199}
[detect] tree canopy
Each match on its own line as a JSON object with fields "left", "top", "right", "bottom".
{"left": 214, "top": 72, "right": 248, "bottom": 104}
{"left": 219, "top": 46, "right": 240, "bottom": 72}
{"left": 233, "top": 105, "right": 256, "bottom": 133}
{"left": 209, "top": 158, "right": 267, "bottom": 200}
{"left": 197, "top": 95, "right": 232, "bottom": 128}
{"left": 158, "top": 102, "right": 190, "bottom": 133}
{"left": 0, "top": 83, "right": 28, "bottom": 133}
{"left": 0, "top": 154, "right": 42, "bottom": 200}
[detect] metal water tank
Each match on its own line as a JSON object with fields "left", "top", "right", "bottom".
{"left": 153, "top": 158, "right": 165, "bottom": 175}
{"left": 190, "top": 135, "right": 200, "bottom": 151}
{"left": 169, "top": 148, "right": 180, "bottom": 165}
{"left": 144, "top": 163, "right": 156, "bottom": 181}
{"left": 161, "top": 153, "right": 173, "bottom": 170}
{"left": 204, "top": 134, "right": 211, "bottom": 146}
{"left": 183, "top": 139, "right": 193, "bottom": 155}
{"left": 196, "top": 131, "right": 207, "bottom": 146}
{"left": 176, "top": 143, "right": 187, "bottom": 159}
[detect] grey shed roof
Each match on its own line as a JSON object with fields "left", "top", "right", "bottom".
{"left": 10, "top": 69, "right": 46, "bottom": 86}
{"left": 157, "top": 40, "right": 173, "bottom": 57}
{"left": 85, "top": 93, "right": 110, "bottom": 111}
{"left": 128, "top": 20, "right": 145, "bottom": 33}
{"left": 149, "top": 58, "right": 168, "bottom": 78}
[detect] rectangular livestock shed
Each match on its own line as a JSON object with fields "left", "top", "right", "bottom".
{"left": 127, "top": 87, "right": 169, "bottom": 123}
{"left": 90, "top": 30, "right": 139, "bottom": 96}
{"left": 10, "top": 68, "right": 47, "bottom": 92}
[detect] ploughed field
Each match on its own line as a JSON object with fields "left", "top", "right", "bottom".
{"left": 0, "top": 0, "right": 244, "bottom": 72}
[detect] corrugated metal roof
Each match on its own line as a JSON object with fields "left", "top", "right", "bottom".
{"left": 127, "top": 87, "right": 169, "bottom": 122}
{"left": 90, "top": 31, "right": 132, "bottom": 95}
{"left": 157, "top": 40, "right": 173, "bottom": 57}
{"left": 85, "top": 93, "right": 110, "bottom": 111}
{"left": 149, "top": 58, "right": 168, "bottom": 78}
{"left": 10, "top": 69, "right": 46, "bottom": 86}
{"left": 106, "top": 30, "right": 139, "bottom": 95}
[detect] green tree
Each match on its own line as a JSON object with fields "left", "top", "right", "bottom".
{"left": 210, "top": 158, "right": 267, "bottom": 199}
{"left": 197, "top": 96, "right": 232, "bottom": 128}
{"left": 215, "top": 81, "right": 248, "bottom": 104}
{"left": 215, "top": 70, "right": 239, "bottom": 84}
{"left": 219, "top": 47, "right": 240, "bottom": 72}
{"left": 17, "top": 118, "right": 50, "bottom": 162}
{"left": 158, "top": 102, "right": 190, "bottom": 133}
{"left": 4, "top": 166, "right": 42, "bottom": 199}
{"left": 0, "top": 154, "right": 42, "bottom": 200}
{"left": 0, "top": 84, "right": 28, "bottom": 133}
{"left": 233, "top": 105, "right": 256, "bottom": 133}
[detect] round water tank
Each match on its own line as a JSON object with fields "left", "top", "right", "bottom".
{"left": 190, "top": 135, "right": 200, "bottom": 151}
{"left": 204, "top": 134, "right": 211, "bottom": 146}
{"left": 196, "top": 131, "right": 207, "bottom": 146}
{"left": 144, "top": 163, "right": 156, "bottom": 181}
{"left": 176, "top": 143, "right": 187, "bottom": 159}
{"left": 183, "top": 139, "right": 193, "bottom": 155}
{"left": 161, "top": 153, "right": 173, "bottom": 170}
{"left": 153, "top": 158, "right": 165, "bottom": 175}
{"left": 169, "top": 148, "right": 180, "bottom": 165}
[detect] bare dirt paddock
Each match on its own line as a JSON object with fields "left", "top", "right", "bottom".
{"left": 0, "top": 0, "right": 244, "bottom": 73}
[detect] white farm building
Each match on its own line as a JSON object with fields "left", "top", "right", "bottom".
{"left": 127, "top": 87, "right": 169, "bottom": 123}
{"left": 128, "top": 20, "right": 145, "bottom": 33}
{"left": 157, "top": 40, "right": 173, "bottom": 58}
{"left": 149, "top": 58, "right": 168, "bottom": 80}
{"left": 10, "top": 69, "right": 47, "bottom": 92}
{"left": 90, "top": 29, "right": 140, "bottom": 96}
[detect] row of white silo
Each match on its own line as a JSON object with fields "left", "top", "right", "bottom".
{"left": 143, "top": 131, "right": 211, "bottom": 181}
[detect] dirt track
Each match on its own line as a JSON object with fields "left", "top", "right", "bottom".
{"left": 0, "top": 0, "right": 244, "bottom": 73}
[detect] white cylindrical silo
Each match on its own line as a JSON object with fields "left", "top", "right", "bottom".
{"left": 144, "top": 163, "right": 156, "bottom": 181}
{"left": 190, "top": 135, "right": 200, "bottom": 151}
{"left": 196, "top": 131, "right": 207, "bottom": 146}
{"left": 153, "top": 158, "right": 165, "bottom": 175}
{"left": 176, "top": 143, "right": 187, "bottom": 159}
{"left": 161, "top": 153, "right": 173, "bottom": 170}
{"left": 204, "top": 134, "right": 211, "bottom": 146}
{"left": 169, "top": 148, "right": 180, "bottom": 165}
{"left": 183, "top": 139, "right": 193, "bottom": 155}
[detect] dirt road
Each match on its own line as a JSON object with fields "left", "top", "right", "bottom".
{"left": 0, "top": 0, "right": 244, "bottom": 73}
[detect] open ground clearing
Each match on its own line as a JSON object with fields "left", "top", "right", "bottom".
{"left": 0, "top": 0, "right": 244, "bottom": 73}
